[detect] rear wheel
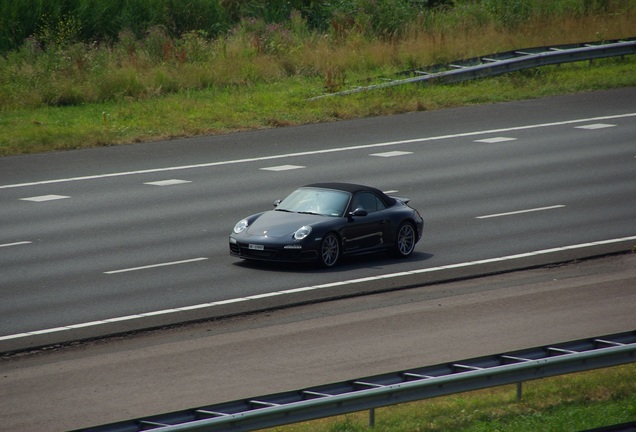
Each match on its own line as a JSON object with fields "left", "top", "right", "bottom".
{"left": 392, "top": 222, "right": 416, "bottom": 258}
{"left": 319, "top": 233, "right": 340, "bottom": 267}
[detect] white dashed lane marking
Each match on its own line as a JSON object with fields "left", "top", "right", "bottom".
{"left": 20, "top": 195, "right": 70, "bottom": 202}
{"left": 104, "top": 257, "right": 209, "bottom": 274}
{"left": 477, "top": 205, "right": 566, "bottom": 219}
{"left": 474, "top": 137, "right": 518, "bottom": 143}
{"left": 370, "top": 151, "right": 413, "bottom": 157}
{"left": 575, "top": 123, "right": 616, "bottom": 130}
{"left": 260, "top": 165, "right": 306, "bottom": 171}
{"left": 144, "top": 179, "right": 192, "bottom": 186}
{"left": 0, "top": 241, "right": 32, "bottom": 248}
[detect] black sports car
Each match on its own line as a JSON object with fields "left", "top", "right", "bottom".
{"left": 229, "top": 183, "right": 424, "bottom": 267}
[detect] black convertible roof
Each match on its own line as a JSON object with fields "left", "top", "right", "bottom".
{"left": 303, "top": 182, "right": 396, "bottom": 206}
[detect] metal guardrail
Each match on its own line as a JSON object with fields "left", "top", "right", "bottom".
{"left": 310, "top": 38, "right": 636, "bottom": 99}
{"left": 76, "top": 331, "right": 636, "bottom": 432}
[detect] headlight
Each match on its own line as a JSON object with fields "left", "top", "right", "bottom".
{"left": 233, "top": 219, "right": 248, "bottom": 234}
{"left": 293, "top": 225, "right": 312, "bottom": 240}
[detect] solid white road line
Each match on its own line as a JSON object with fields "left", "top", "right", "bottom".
{"left": 1, "top": 113, "right": 635, "bottom": 190}
{"left": 104, "top": 257, "right": 209, "bottom": 274}
{"left": 477, "top": 205, "right": 566, "bottom": 219}
{"left": 2, "top": 235, "right": 635, "bottom": 342}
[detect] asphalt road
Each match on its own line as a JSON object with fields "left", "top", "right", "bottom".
{"left": 1, "top": 252, "right": 635, "bottom": 431}
{"left": 1, "top": 88, "right": 636, "bottom": 353}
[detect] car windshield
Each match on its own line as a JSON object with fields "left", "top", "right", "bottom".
{"left": 276, "top": 187, "right": 351, "bottom": 217}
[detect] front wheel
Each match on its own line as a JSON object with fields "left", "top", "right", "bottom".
{"left": 319, "top": 233, "right": 340, "bottom": 267}
{"left": 392, "top": 222, "right": 416, "bottom": 258}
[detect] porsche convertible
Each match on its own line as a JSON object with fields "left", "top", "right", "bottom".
{"left": 229, "top": 182, "right": 424, "bottom": 267}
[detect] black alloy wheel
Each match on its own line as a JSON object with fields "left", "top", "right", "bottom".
{"left": 320, "top": 233, "right": 340, "bottom": 267}
{"left": 393, "top": 222, "right": 416, "bottom": 257}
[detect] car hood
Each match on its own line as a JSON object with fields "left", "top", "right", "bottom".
{"left": 247, "top": 211, "right": 328, "bottom": 238}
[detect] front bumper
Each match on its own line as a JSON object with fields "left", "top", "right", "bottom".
{"left": 229, "top": 238, "right": 319, "bottom": 263}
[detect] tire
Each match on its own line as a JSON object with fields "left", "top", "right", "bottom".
{"left": 392, "top": 222, "right": 416, "bottom": 258}
{"left": 319, "top": 233, "right": 340, "bottom": 268}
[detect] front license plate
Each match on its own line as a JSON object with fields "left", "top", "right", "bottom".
{"left": 249, "top": 244, "right": 264, "bottom": 251}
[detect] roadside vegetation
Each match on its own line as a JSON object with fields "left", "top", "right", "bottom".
{"left": 1, "top": 1, "right": 634, "bottom": 429}
{"left": 1, "top": 0, "right": 635, "bottom": 156}
{"left": 263, "top": 363, "right": 636, "bottom": 431}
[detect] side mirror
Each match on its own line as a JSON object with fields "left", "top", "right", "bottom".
{"left": 273, "top": 199, "right": 282, "bottom": 207}
{"left": 348, "top": 208, "right": 368, "bottom": 218}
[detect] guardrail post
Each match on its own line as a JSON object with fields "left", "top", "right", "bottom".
{"left": 369, "top": 408, "right": 376, "bottom": 427}
{"left": 516, "top": 382, "right": 523, "bottom": 402}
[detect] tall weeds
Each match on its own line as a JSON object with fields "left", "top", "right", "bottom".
{"left": 0, "top": 0, "right": 634, "bottom": 111}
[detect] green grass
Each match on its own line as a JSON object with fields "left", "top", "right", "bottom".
{"left": 1, "top": 0, "right": 635, "bottom": 156}
{"left": 1, "top": 56, "right": 635, "bottom": 157}
{"left": 260, "top": 364, "right": 636, "bottom": 432}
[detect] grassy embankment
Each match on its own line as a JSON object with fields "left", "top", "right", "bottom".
{"left": 0, "top": 0, "right": 635, "bottom": 156}
{"left": 261, "top": 363, "right": 636, "bottom": 431}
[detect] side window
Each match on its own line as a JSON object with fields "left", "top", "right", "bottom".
{"left": 374, "top": 195, "right": 387, "bottom": 211}
{"left": 353, "top": 192, "right": 386, "bottom": 213}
